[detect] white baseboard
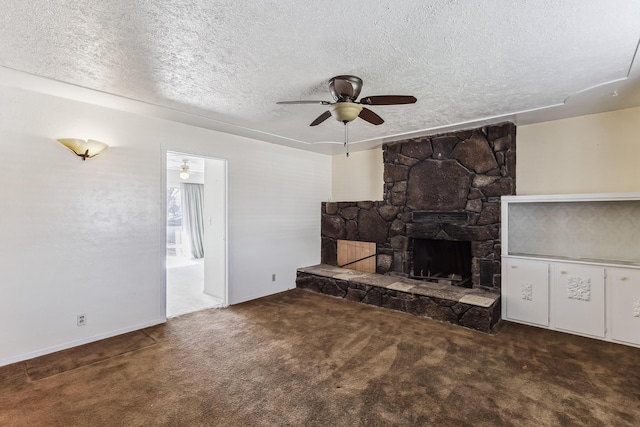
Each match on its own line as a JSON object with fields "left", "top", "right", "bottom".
{"left": 0, "top": 318, "right": 166, "bottom": 368}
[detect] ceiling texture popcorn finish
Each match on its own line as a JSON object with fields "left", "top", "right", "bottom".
{"left": 1, "top": 1, "right": 640, "bottom": 154}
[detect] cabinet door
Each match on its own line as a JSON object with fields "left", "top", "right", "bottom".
{"left": 505, "top": 259, "right": 549, "bottom": 326}
{"left": 608, "top": 267, "right": 640, "bottom": 346}
{"left": 553, "top": 263, "right": 605, "bottom": 338}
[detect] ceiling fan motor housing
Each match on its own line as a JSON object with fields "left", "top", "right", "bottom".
{"left": 329, "top": 75, "right": 363, "bottom": 101}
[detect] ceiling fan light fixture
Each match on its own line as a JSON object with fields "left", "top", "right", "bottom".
{"left": 179, "top": 160, "right": 190, "bottom": 180}
{"left": 329, "top": 102, "right": 363, "bottom": 123}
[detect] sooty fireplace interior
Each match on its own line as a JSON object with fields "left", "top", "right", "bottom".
{"left": 410, "top": 239, "right": 472, "bottom": 288}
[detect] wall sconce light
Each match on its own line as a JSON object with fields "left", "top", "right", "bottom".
{"left": 57, "top": 138, "right": 109, "bottom": 161}
{"left": 179, "top": 160, "right": 190, "bottom": 180}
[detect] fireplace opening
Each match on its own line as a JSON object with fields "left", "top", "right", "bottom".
{"left": 410, "top": 238, "right": 472, "bottom": 288}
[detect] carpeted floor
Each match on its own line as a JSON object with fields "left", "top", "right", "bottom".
{"left": 1, "top": 288, "right": 639, "bottom": 426}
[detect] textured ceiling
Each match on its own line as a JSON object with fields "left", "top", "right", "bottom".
{"left": 1, "top": 1, "right": 640, "bottom": 154}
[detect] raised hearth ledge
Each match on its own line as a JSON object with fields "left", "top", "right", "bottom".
{"left": 296, "top": 264, "right": 501, "bottom": 332}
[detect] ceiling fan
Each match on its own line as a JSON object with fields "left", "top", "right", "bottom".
{"left": 277, "top": 75, "right": 417, "bottom": 127}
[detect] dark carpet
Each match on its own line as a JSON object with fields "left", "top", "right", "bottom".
{"left": 25, "top": 330, "right": 157, "bottom": 381}
{"left": 1, "top": 288, "right": 639, "bottom": 426}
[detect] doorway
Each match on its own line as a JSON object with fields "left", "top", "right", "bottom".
{"left": 165, "top": 152, "right": 227, "bottom": 317}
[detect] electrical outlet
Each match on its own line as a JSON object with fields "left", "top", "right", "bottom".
{"left": 272, "top": 273, "right": 276, "bottom": 282}
{"left": 77, "top": 314, "right": 87, "bottom": 326}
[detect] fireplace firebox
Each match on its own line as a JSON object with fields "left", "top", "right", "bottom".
{"left": 410, "top": 238, "right": 472, "bottom": 288}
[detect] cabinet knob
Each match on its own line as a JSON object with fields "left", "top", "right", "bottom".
{"left": 560, "top": 271, "right": 567, "bottom": 274}
{"left": 620, "top": 277, "right": 628, "bottom": 281}
{"left": 511, "top": 265, "right": 518, "bottom": 269}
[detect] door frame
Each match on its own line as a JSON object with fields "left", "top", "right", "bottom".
{"left": 161, "top": 150, "right": 229, "bottom": 320}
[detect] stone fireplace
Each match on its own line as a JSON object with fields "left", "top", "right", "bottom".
{"left": 321, "top": 122, "right": 516, "bottom": 291}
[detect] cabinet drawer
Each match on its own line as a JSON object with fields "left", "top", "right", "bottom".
{"left": 609, "top": 268, "right": 640, "bottom": 346}
{"left": 505, "top": 259, "right": 549, "bottom": 326}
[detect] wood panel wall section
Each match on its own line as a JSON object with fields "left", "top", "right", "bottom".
{"left": 337, "top": 240, "right": 376, "bottom": 273}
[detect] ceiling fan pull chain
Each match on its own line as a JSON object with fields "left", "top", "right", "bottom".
{"left": 344, "top": 121, "right": 347, "bottom": 147}
{"left": 344, "top": 122, "right": 349, "bottom": 157}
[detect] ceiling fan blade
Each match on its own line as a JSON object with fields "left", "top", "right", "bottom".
{"left": 277, "top": 100, "right": 331, "bottom": 105}
{"left": 359, "top": 95, "right": 417, "bottom": 105}
{"left": 310, "top": 110, "right": 332, "bottom": 126}
{"left": 359, "top": 107, "right": 384, "bottom": 125}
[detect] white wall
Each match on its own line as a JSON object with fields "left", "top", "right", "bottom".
{"left": 167, "top": 126, "right": 330, "bottom": 304}
{"left": 0, "top": 85, "right": 330, "bottom": 366}
{"left": 203, "top": 158, "right": 227, "bottom": 301}
{"left": 331, "top": 148, "right": 384, "bottom": 201}
{"left": 517, "top": 106, "right": 640, "bottom": 194}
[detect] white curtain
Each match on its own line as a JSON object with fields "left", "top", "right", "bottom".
{"left": 181, "top": 183, "right": 205, "bottom": 259}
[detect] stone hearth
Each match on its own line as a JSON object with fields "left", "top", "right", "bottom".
{"left": 297, "top": 264, "right": 501, "bottom": 332}
{"left": 321, "top": 122, "right": 516, "bottom": 291}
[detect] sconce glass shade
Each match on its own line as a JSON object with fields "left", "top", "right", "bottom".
{"left": 57, "top": 138, "right": 109, "bottom": 160}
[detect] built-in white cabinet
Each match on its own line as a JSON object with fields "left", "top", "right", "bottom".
{"left": 504, "top": 258, "right": 549, "bottom": 327}
{"left": 501, "top": 193, "right": 640, "bottom": 348}
{"left": 552, "top": 263, "right": 605, "bottom": 338}
{"left": 608, "top": 267, "right": 640, "bottom": 346}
